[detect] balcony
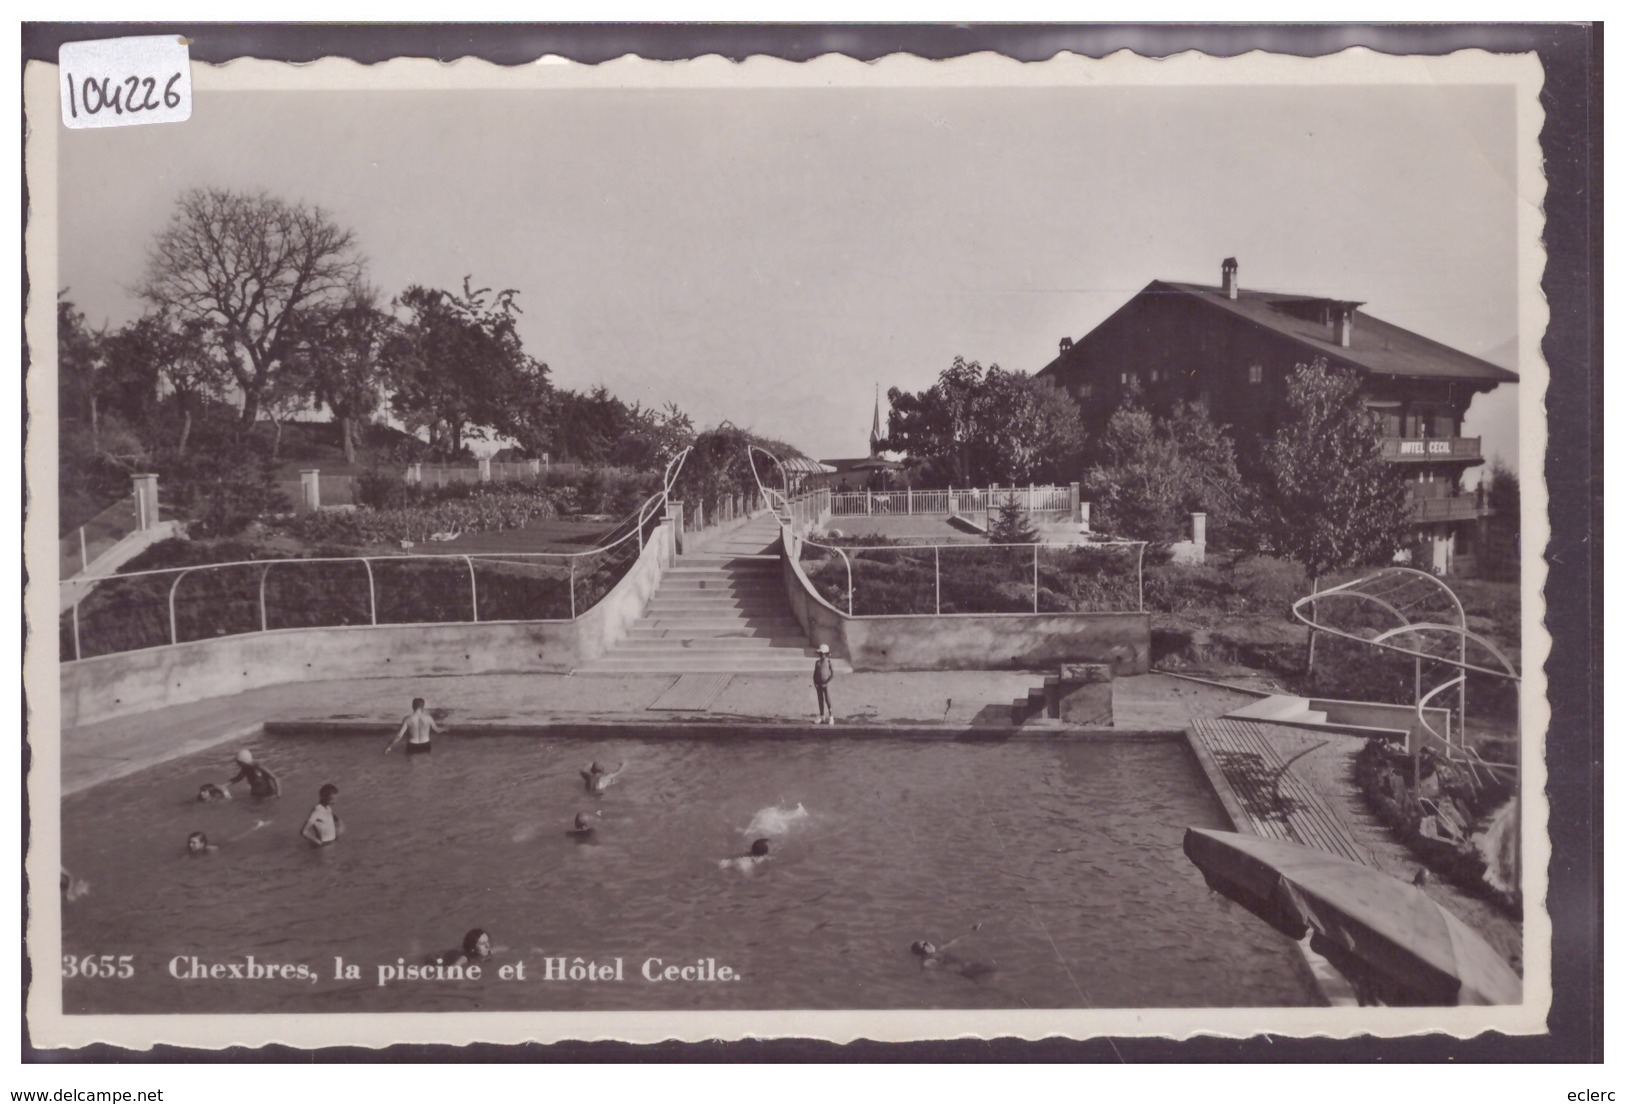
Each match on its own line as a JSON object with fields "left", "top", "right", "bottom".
{"left": 1381, "top": 436, "right": 1483, "bottom": 462}
{"left": 1409, "top": 494, "right": 1485, "bottom": 523}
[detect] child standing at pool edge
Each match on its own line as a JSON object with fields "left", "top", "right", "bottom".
{"left": 813, "top": 643, "right": 835, "bottom": 725}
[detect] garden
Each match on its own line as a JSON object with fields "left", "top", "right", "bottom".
{"left": 796, "top": 533, "right": 1144, "bottom": 616}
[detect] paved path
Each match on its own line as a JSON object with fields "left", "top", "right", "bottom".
{"left": 56, "top": 670, "right": 1208, "bottom": 796}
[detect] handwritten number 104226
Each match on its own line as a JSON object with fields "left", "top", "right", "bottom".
{"left": 65, "top": 73, "right": 183, "bottom": 119}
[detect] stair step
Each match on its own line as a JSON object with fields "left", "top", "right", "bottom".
{"left": 624, "top": 621, "right": 802, "bottom": 640}
{"left": 658, "top": 580, "right": 783, "bottom": 593}
{"left": 646, "top": 600, "right": 792, "bottom": 614}
{"left": 611, "top": 637, "right": 813, "bottom": 652}
{"left": 575, "top": 657, "right": 845, "bottom": 674}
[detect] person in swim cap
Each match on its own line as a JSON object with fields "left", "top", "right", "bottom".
{"left": 226, "top": 749, "right": 280, "bottom": 799}
{"left": 580, "top": 759, "right": 627, "bottom": 794}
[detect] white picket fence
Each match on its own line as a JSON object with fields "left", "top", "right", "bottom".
{"left": 827, "top": 484, "right": 1076, "bottom": 518}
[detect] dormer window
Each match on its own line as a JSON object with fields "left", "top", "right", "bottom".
{"left": 1248, "top": 364, "right": 1264, "bottom": 384}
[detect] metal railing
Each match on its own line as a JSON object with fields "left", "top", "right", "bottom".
{"left": 62, "top": 449, "right": 690, "bottom": 663}
{"left": 827, "top": 484, "right": 1073, "bottom": 517}
{"left": 795, "top": 534, "right": 1145, "bottom": 618}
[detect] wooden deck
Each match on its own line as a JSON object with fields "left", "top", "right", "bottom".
{"left": 1189, "top": 718, "right": 1373, "bottom": 867}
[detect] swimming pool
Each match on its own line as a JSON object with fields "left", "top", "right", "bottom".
{"left": 61, "top": 731, "right": 1317, "bottom": 1012}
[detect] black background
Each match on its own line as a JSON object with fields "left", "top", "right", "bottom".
{"left": 20, "top": 21, "right": 1603, "bottom": 1065}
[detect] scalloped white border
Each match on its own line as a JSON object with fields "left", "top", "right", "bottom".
{"left": 22, "top": 45, "right": 1552, "bottom": 1050}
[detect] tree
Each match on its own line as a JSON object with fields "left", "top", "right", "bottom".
{"left": 1479, "top": 460, "right": 1521, "bottom": 581}
{"left": 58, "top": 292, "right": 106, "bottom": 443}
{"left": 883, "top": 358, "right": 1086, "bottom": 485}
{"left": 100, "top": 312, "right": 225, "bottom": 454}
{"left": 612, "top": 401, "right": 696, "bottom": 471}
{"left": 383, "top": 278, "right": 546, "bottom": 456}
{"left": 987, "top": 499, "right": 1039, "bottom": 544}
{"left": 283, "top": 288, "right": 391, "bottom": 464}
{"left": 1084, "top": 384, "right": 1246, "bottom": 543}
{"left": 139, "top": 187, "right": 365, "bottom": 425}
{"left": 1253, "top": 359, "right": 1412, "bottom": 578}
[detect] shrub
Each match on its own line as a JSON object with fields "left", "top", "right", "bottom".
{"left": 1353, "top": 739, "right": 1519, "bottom": 915}
{"left": 355, "top": 467, "right": 412, "bottom": 510}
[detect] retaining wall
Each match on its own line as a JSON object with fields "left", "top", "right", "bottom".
{"left": 59, "top": 522, "right": 675, "bottom": 729}
{"left": 781, "top": 528, "right": 1150, "bottom": 675}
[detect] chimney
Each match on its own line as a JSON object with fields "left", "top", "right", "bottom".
{"left": 1221, "top": 257, "right": 1239, "bottom": 300}
{"left": 1059, "top": 336, "right": 1073, "bottom": 355}
{"left": 1333, "top": 303, "right": 1355, "bottom": 347}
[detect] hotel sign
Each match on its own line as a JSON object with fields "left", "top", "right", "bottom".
{"left": 1398, "top": 440, "right": 1453, "bottom": 455}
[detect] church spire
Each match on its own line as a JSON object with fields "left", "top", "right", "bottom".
{"left": 869, "top": 383, "right": 883, "bottom": 456}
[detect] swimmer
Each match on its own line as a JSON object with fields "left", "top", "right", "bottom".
{"left": 300, "top": 784, "right": 343, "bottom": 847}
{"left": 226, "top": 749, "right": 280, "bottom": 798}
{"left": 186, "top": 820, "right": 271, "bottom": 856}
{"left": 60, "top": 867, "right": 90, "bottom": 902}
{"left": 196, "top": 783, "right": 231, "bottom": 803}
{"left": 911, "top": 922, "right": 986, "bottom": 973}
{"left": 566, "top": 813, "right": 596, "bottom": 839}
{"left": 719, "top": 838, "right": 772, "bottom": 873}
{"left": 580, "top": 760, "right": 627, "bottom": 795}
{"left": 434, "top": 928, "right": 504, "bottom": 967}
{"left": 385, "top": 697, "right": 444, "bottom": 755}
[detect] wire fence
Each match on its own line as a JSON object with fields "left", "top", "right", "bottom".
{"left": 62, "top": 452, "right": 689, "bottom": 663}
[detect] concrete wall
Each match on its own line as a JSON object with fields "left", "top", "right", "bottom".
{"left": 780, "top": 528, "right": 1150, "bottom": 674}
{"left": 60, "top": 523, "right": 675, "bottom": 729}
{"left": 1306, "top": 697, "right": 1453, "bottom": 751}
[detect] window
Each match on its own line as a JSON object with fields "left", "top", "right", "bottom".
{"left": 1119, "top": 372, "right": 1130, "bottom": 385}
{"left": 1077, "top": 382, "right": 1094, "bottom": 398}
{"left": 1150, "top": 369, "right": 1160, "bottom": 382}
{"left": 1248, "top": 364, "right": 1264, "bottom": 384}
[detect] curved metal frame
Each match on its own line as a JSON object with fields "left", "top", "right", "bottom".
{"left": 1290, "top": 566, "right": 1519, "bottom": 778}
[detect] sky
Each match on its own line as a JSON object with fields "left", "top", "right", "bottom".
{"left": 55, "top": 80, "right": 1523, "bottom": 473}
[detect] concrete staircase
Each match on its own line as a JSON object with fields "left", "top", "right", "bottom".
{"left": 573, "top": 514, "right": 851, "bottom": 676}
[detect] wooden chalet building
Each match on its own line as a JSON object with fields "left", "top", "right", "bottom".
{"left": 1034, "top": 258, "right": 1517, "bottom": 575}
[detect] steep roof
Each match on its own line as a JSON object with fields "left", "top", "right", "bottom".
{"left": 1147, "top": 280, "right": 1519, "bottom": 384}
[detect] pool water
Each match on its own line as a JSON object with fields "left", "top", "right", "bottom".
{"left": 61, "top": 732, "right": 1316, "bottom": 1012}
